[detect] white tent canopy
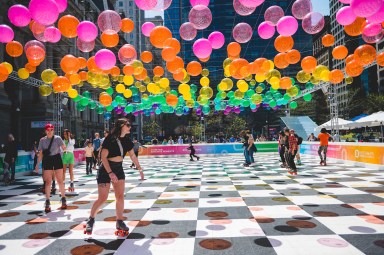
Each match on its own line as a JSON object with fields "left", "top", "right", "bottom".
{"left": 315, "top": 117, "right": 354, "bottom": 131}
{"left": 343, "top": 111, "right": 384, "bottom": 128}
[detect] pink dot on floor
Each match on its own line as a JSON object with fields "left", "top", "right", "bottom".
{"left": 317, "top": 238, "right": 349, "bottom": 248}
{"left": 225, "top": 198, "right": 243, "bottom": 202}
{"left": 130, "top": 200, "right": 142, "bottom": 204}
{"left": 151, "top": 238, "right": 175, "bottom": 245}
{"left": 160, "top": 194, "right": 174, "bottom": 197}
{"left": 287, "top": 206, "right": 302, "bottom": 211}
{"left": 23, "top": 239, "right": 50, "bottom": 248}
{"left": 209, "top": 219, "right": 232, "bottom": 225}
{"left": 250, "top": 207, "right": 264, "bottom": 211}
{"left": 174, "top": 209, "right": 189, "bottom": 213}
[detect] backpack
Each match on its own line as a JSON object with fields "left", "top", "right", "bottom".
{"left": 297, "top": 136, "right": 303, "bottom": 145}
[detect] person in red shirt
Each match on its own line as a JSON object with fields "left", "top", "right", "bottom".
{"left": 287, "top": 129, "right": 299, "bottom": 175}
{"left": 318, "top": 128, "right": 333, "bottom": 165}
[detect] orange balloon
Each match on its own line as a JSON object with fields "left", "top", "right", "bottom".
{"left": 166, "top": 56, "right": 184, "bottom": 74}
{"left": 101, "top": 32, "right": 119, "bottom": 47}
{"left": 186, "top": 61, "right": 202, "bottom": 76}
{"left": 321, "top": 34, "right": 335, "bottom": 47}
{"left": 69, "top": 73, "right": 80, "bottom": 85}
{"left": 274, "top": 53, "right": 289, "bottom": 69}
{"left": 279, "top": 77, "right": 293, "bottom": 89}
{"left": 345, "top": 54, "right": 355, "bottom": 64}
{"left": 301, "top": 56, "right": 317, "bottom": 73}
{"left": 227, "top": 42, "right": 241, "bottom": 56}
{"left": 87, "top": 56, "right": 102, "bottom": 74}
{"left": 166, "top": 94, "right": 178, "bottom": 107}
{"left": 162, "top": 47, "right": 177, "bottom": 62}
{"left": 199, "top": 56, "right": 210, "bottom": 62}
{"left": 99, "top": 92, "right": 112, "bottom": 106}
{"left": 229, "top": 58, "right": 249, "bottom": 79}
{"left": 134, "top": 68, "right": 147, "bottom": 81}
{"left": 354, "top": 44, "right": 376, "bottom": 66}
{"left": 0, "top": 63, "right": 9, "bottom": 82}
{"left": 150, "top": 26, "right": 172, "bottom": 49}
{"left": 121, "top": 18, "right": 134, "bottom": 33}
{"left": 286, "top": 49, "right": 301, "bottom": 64}
{"left": 329, "top": 69, "right": 344, "bottom": 84}
{"left": 274, "top": 36, "right": 294, "bottom": 53}
{"left": 344, "top": 17, "right": 366, "bottom": 37}
{"left": 345, "top": 60, "right": 363, "bottom": 77}
{"left": 58, "top": 15, "right": 79, "bottom": 38}
{"left": 163, "top": 38, "right": 181, "bottom": 54}
{"left": 28, "top": 58, "right": 42, "bottom": 67}
{"left": 173, "top": 70, "right": 184, "bottom": 82}
{"left": 60, "top": 55, "right": 80, "bottom": 74}
{"left": 6, "top": 41, "right": 23, "bottom": 57}
{"left": 110, "top": 66, "right": 120, "bottom": 76}
{"left": 78, "top": 57, "right": 87, "bottom": 69}
{"left": 376, "top": 52, "right": 384, "bottom": 67}
{"left": 253, "top": 58, "right": 268, "bottom": 75}
{"left": 141, "top": 51, "right": 153, "bottom": 63}
{"left": 25, "top": 63, "right": 36, "bottom": 73}
{"left": 79, "top": 71, "right": 88, "bottom": 81}
{"left": 52, "top": 76, "right": 71, "bottom": 92}
{"left": 332, "top": 45, "right": 348, "bottom": 60}
{"left": 153, "top": 66, "right": 164, "bottom": 76}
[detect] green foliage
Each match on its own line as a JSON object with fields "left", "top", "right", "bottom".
{"left": 143, "top": 120, "right": 161, "bottom": 137}
{"left": 190, "top": 123, "right": 203, "bottom": 138}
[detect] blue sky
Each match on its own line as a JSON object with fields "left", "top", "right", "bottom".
{"left": 145, "top": 0, "right": 330, "bottom": 18}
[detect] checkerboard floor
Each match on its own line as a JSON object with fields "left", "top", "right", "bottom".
{"left": 0, "top": 153, "right": 383, "bottom": 255}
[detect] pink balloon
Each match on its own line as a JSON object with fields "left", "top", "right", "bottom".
{"left": 362, "top": 32, "right": 383, "bottom": 43}
{"left": 54, "top": 0, "right": 67, "bottom": 13}
{"left": 77, "top": 21, "right": 98, "bottom": 42}
{"left": 336, "top": 6, "right": 357, "bottom": 26}
{"left": 193, "top": 38, "right": 212, "bottom": 59}
{"left": 44, "top": 26, "right": 61, "bottom": 43}
{"left": 233, "top": 0, "right": 256, "bottom": 16}
{"left": 189, "top": 5, "right": 212, "bottom": 30}
{"left": 233, "top": 22, "right": 253, "bottom": 43}
{"left": 258, "top": 21, "right": 275, "bottom": 39}
{"left": 363, "top": 22, "right": 382, "bottom": 36}
{"left": 135, "top": 0, "right": 157, "bottom": 10}
{"left": 77, "top": 39, "right": 95, "bottom": 53}
{"left": 153, "top": 0, "right": 173, "bottom": 11}
{"left": 239, "top": 0, "right": 264, "bottom": 8}
{"left": 277, "top": 16, "right": 298, "bottom": 36}
{"left": 179, "top": 22, "right": 197, "bottom": 41}
{"left": 118, "top": 44, "right": 137, "bottom": 65}
{"left": 351, "top": 0, "right": 383, "bottom": 18}
{"left": 208, "top": 31, "right": 225, "bottom": 49}
{"left": 0, "top": 25, "right": 14, "bottom": 43}
{"left": 98, "top": 10, "right": 121, "bottom": 33}
{"left": 366, "top": 3, "right": 384, "bottom": 24}
{"left": 302, "top": 12, "right": 325, "bottom": 34}
{"left": 190, "top": 0, "right": 209, "bottom": 6}
{"left": 95, "top": 49, "right": 116, "bottom": 70}
{"left": 339, "top": 0, "right": 351, "bottom": 3}
{"left": 8, "top": 5, "right": 31, "bottom": 27}
{"left": 142, "top": 22, "right": 155, "bottom": 37}
{"left": 264, "top": 5, "right": 284, "bottom": 25}
{"left": 291, "top": 0, "right": 313, "bottom": 20}
{"left": 29, "top": 0, "right": 59, "bottom": 26}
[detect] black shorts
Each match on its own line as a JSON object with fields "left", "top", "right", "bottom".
{"left": 97, "top": 161, "right": 125, "bottom": 184}
{"left": 42, "top": 154, "right": 64, "bottom": 170}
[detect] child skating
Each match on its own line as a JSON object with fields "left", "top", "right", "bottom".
{"left": 84, "top": 141, "right": 94, "bottom": 175}
{"left": 187, "top": 143, "right": 200, "bottom": 161}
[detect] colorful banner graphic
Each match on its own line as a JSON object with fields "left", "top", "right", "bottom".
{"left": 300, "top": 142, "right": 384, "bottom": 166}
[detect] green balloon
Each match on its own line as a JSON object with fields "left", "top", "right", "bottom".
{"left": 106, "top": 105, "right": 114, "bottom": 112}
{"left": 290, "top": 101, "right": 298, "bottom": 109}
{"left": 80, "top": 97, "right": 89, "bottom": 106}
{"left": 106, "top": 87, "right": 114, "bottom": 95}
{"left": 227, "top": 91, "right": 235, "bottom": 98}
{"left": 96, "top": 106, "right": 104, "bottom": 114}
{"left": 73, "top": 95, "right": 81, "bottom": 102}
{"left": 269, "top": 100, "right": 277, "bottom": 108}
{"left": 76, "top": 102, "right": 86, "bottom": 111}
{"left": 242, "top": 100, "right": 250, "bottom": 107}
{"left": 305, "top": 82, "right": 314, "bottom": 90}
{"left": 124, "top": 104, "right": 133, "bottom": 113}
{"left": 89, "top": 101, "right": 97, "bottom": 109}
{"left": 303, "top": 93, "right": 312, "bottom": 102}
{"left": 82, "top": 91, "right": 91, "bottom": 98}
{"left": 283, "top": 93, "right": 291, "bottom": 100}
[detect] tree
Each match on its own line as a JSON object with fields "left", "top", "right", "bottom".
{"left": 225, "top": 115, "right": 247, "bottom": 137}
{"left": 190, "top": 123, "right": 203, "bottom": 138}
{"left": 142, "top": 120, "right": 161, "bottom": 137}
{"left": 363, "top": 93, "right": 384, "bottom": 114}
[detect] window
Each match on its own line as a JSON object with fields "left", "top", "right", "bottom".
{"left": 119, "top": 1, "right": 123, "bottom": 7}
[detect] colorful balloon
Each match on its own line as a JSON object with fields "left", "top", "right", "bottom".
{"left": 118, "top": 44, "right": 137, "bottom": 65}
{"left": 98, "top": 10, "right": 121, "bottom": 33}
{"left": 135, "top": 0, "right": 157, "bottom": 10}
{"left": 189, "top": 5, "right": 212, "bottom": 29}
{"left": 44, "top": 26, "right": 61, "bottom": 43}
{"left": 336, "top": 6, "right": 357, "bottom": 26}
{"left": 95, "top": 49, "right": 116, "bottom": 70}
{"left": 277, "top": 16, "right": 298, "bottom": 36}
{"left": 265, "top": 5, "right": 284, "bottom": 25}
{"left": 239, "top": 0, "right": 264, "bottom": 8}
{"left": 179, "top": 22, "right": 197, "bottom": 41}
{"left": 6, "top": 41, "right": 23, "bottom": 57}
{"left": 149, "top": 26, "right": 172, "bottom": 48}
{"left": 258, "top": 21, "right": 275, "bottom": 39}
{"left": 121, "top": 18, "right": 134, "bottom": 33}
{"left": 233, "top": 0, "right": 256, "bottom": 16}
{"left": 142, "top": 22, "right": 155, "bottom": 37}
{"left": 302, "top": 12, "right": 325, "bottom": 34}
{"left": 8, "top": 5, "right": 31, "bottom": 27}
{"left": 208, "top": 31, "right": 225, "bottom": 49}
{"left": 0, "top": 25, "right": 14, "bottom": 43}
{"left": 193, "top": 39, "right": 212, "bottom": 59}
{"left": 292, "top": 0, "right": 313, "bottom": 20}
{"left": 350, "top": 0, "right": 383, "bottom": 18}
{"left": 77, "top": 39, "right": 95, "bottom": 53}
{"left": 29, "top": 0, "right": 59, "bottom": 25}
{"left": 77, "top": 21, "right": 98, "bottom": 42}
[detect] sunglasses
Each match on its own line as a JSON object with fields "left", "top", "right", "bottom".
{"left": 47, "top": 129, "right": 54, "bottom": 132}
{"left": 124, "top": 122, "right": 131, "bottom": 127}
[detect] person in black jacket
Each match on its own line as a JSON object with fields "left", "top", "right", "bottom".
{"left": 187, "top": 143, "right": 200, "bottom": 161}
{"left": 4, "top": 134, "right": 18, "bottom": 182}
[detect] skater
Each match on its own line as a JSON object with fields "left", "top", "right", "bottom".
{"left": 296, "top": 136, "right": 303, "bottom": 165}
{"left": 278, "top": 131, "right": 287, "bottom": 168}
{"left": 130, "top": 138, "right": 146, "bottom": 180}
{"left": 4, "top": 134, "right": 18, "bottom": 183}
{"left": 246, "top": 131, "right": 256, "bottom": 165}
{"left": 92, "top": 133, "right": 101, "bottom": 169}
{"left": 84, "top": 141, "right": 94, "bottom": 175}
{"left": 240, "top": 130, "right": 251, "bottom": 167}
{"left": 85, "top": 118, "right": 143, "bottom": 237}
{"left": 287, "top": 129, "right": 299, "bottom": 175}
{"left": 187, "top": 143, "right": 199, "bottom": 161}
{"left": 34, "top": 124, "right": 67, "bottom": 213}
{"left": 62, "top": 129, "right": 76, "bottom": 192}
{"left": 318, "top": 128, "right": 332, "bottom": 166}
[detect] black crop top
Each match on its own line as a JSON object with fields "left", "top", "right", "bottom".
{"left": 102, "top": 135, "right": 134, "bottom": 158}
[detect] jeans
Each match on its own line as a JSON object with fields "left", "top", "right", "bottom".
{"left": 86, "top": 157, "right": 93, "bottom": 174}
{"left": 287, "top": 150, "right": 298, "bottom": 171}
{"left": 279, "top": 146, "right": 286, "bottom": 164}
{"left": 243, "top": 148, "right": 251, "bottom": 164}
{"left": 7, "top": 161, "right": 16, "bottom": 180}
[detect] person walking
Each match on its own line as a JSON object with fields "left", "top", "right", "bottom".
{"left": 318, "top": 128, "right": 333, "bottom": 166}
{"left": 31, "top": 140, "right": 39, "bottom": 174}
{"left": 240, "top": 130, "right": 251, "bottom": 167}
{"left": 34, "top": 124, "right": 67, "bottom": 213}
{"left": 187, "top": 143, "right": 200, "bottom": 161}
{"left": 168, "top": 136, "right": 174, "bottom": 145}
{"left": 84, "top": 142, "right": 94, "bottom": 175}
{"left": 92, "top": 133, "right": 101, "bottom": 169}
{"left": 130, "top": 138, "right": 145, "bottom": 180}
{"left": 4, "top": 134, "right": 18, "bottom": 183}
{"left": 62, "top": 129, "right": 76, "bottom": 192}
{"left": 246, "top": 131, "right": 256, "bottom": 165}
{"left": 84, "top": 118, "right": 143, "bottom": 237}
{"left": 278, "top": 131, "right": 287, "bottom": 168}
{"left": 287, "top": 129, "right": 299, "bottom": 175}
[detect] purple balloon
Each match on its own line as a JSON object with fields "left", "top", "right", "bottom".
{"left": 233, "top": 0, "right": 256, "bottom": 16}
{"left": 264, "top": 5, "right": 284, "bottom": 25}
{"left": 29, "top": 0, "right": 59, "bottom": 25}
{"left": 190, "top": 0, "right": 209, "bottom": 6}
{"left": 233, "top": 22, "right": 253, "bottom": 43}
{"left": 291, "top": 0, "right": 313, "bottom": 20}
{"left": 179, "top": 22, "right": 197, "bottom": 41}
{"left": 189, "top": 5, "right": 212, "bottom": 30}
{"left": 363, "top": 22, "right": 382, "bottom": 36}
{"left": 0, "top": 25, "right": 14, "bottom": 43}
{"left": 77, "top": 21, "right": 98, "bottom": 42}
{"left": 77, "top": 39, "right": 95, "bottom": 52}
{"left": 302, "top": 12, "right": 324, "bottom": 35}
{"left": 208, "top": 31, "right": 225, "bottom": 49}
{"left": 336, "top": 6, "right": 357, "bottom": 26}
{"left": 193, "top": 38, "right": 212, "bottom": 59}
{"left": 277, "top": 16, "right": 298, "bottom": 36}
{"left": 135, "top": 0, "right": 157, "bottom": 10}
{"left": 8, "top": 5, "right": 31, "bottom": 27}
{"left": 95, "top": 49, "right": 116, "bottom": 70}
{"left": 44, "top": 26, "right": 61, "bottom": 43}
{"left": 258, "top": 21, "right": 275, "bottom": 39}
{"left": 142, "top": 22, "right": 155, "bottom": 37}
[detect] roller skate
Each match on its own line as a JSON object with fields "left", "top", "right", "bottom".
{"left": 323, "top": 161, "right": 327, "bottom": 166}
{"left": 288, "top": 170, "right": 297, "bottom": 176}
{"left": 60, "top": 197, "right": 67, "bottom": 210}
{"left": 320, "top": 160, "right": 324, "bottom": 166}
{"left": 115, "top": 219, "right": 129, "bottom": 237}
{"left": 197, "top": 157, "right": 200, "bottom": 161}
{"left": 68, "top": 182, "right": 75, "bottom": 192}
{"left": 84, "top": 217, "right": 95, "bottom": 236}
{"left": 44, "top": 199, "right": 51, "bottom": 213}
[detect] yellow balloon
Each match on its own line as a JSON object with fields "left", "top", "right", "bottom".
{"left": 270, "top": 76, "right": 280, "bottom": 86}
{"left": 201, "top": 68, "right": 209, "bottom": 77}
{"left": 18, "top": 68, "right": 29, "bottom": 79}
{"left": 313, "top": 65, "right": 329, "bottom": 80}
{"left": 218, "top": 82, "right": 227, "bottom": 91}
{"left": 116, "top": 83, "right": 126, "bottom": 93}
{"left": 222, "top": 78, "right": 233, "bottom": 90}
{"left": 255, "top": 86, "right": 263, "bottom": 94}
{"left": 200, "top": 87, "right": 213, "bottom": 99}
{"left": 224, "top": 65, "right": 231, "bottom": 77}
{"left": 186, "top": 99, "right": 195, "bottom": 108}
{"left": 345, "top": 76, "right": 353, "bottom": 84}
{"left": 2, "top": 62, "right": 13, "bottom": 74}
{"left": 271, "top": 82, "right": 280, "bottom": 90}
{"left": 234, "top": 90, "right": 244, "bottom": 99}
{"left": 139, "top": 85, "right": 146, "bottom": 92}
{"left": 123, "top": 75, "right": 134, "bottom": 85}
{"left": 200, "top": 76, "right": 210, "bottom": 87}
{"left": 142, "top": 94, "right": 148, "bottom": 100}
{"left": 143, "top": 76, "right": 151, "bottom": 84}
{"left": 223, "top": 58, "right": 232, "bottom": 69}
{"left": 320, "top": 70, "right": 330, "bottom": 82}
{"left": 178, "top": 83, "right": 190, "bottom": 94}
{"left": 70, "top": 74, "right": 80, "bottom": 85}
{"left": 117, "top": 75, "right": 124, "bottom": 83}
{"left": 39, "top": 84, "right": 52, "bottom": 96}
{"left": 41, "top": 69, "right": 57, "bottom": 84}
{"left": 147, "top": 83, "right": 156, "bottom": 93}
{"left": 183, "top": 93, "right": 192, "bottom": 100}
{"left": 310, "top": 76, "right": 320, "bottom": 84}
{"left": 159, "top": 78, "right": 170, "bottom": 88}
{"left": 153, "top": 76, "right": 161, "bottom": 82}
{"left": 123, "top": 89, "right": 132, "bottom": 98}
{"left": 237, "top": 80, "right": 248, "bottom": 92}
{"left": 67, "top": 88, "right": 78, "bottom": 98}
{"left": 255, "top": 74, "right": 266, "bottom": 82}
{"left": 181, "top": 73, "right": 190, "bottom": 83}
{"left": 296, "top": 70, "right": 311, "bottom": 83}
